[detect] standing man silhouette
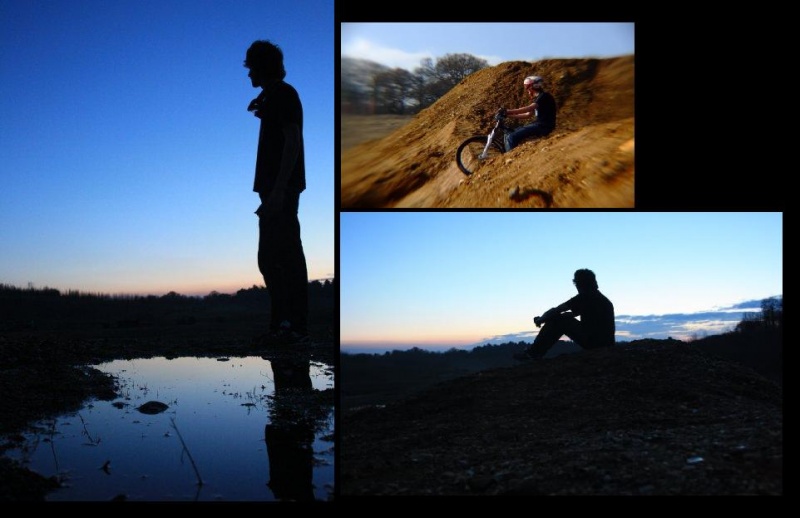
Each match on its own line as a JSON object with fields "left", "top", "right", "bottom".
{"left": 245, "top": 40, "right": 309, "bottom": 345}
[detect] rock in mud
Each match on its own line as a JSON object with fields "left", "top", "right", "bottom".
{"left": 136, "top": 401, "right": 169, "bottom": 414}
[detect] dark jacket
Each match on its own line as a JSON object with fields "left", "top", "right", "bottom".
{"left": 533, "top": 91, "right": 557, "bottom": 131}
{"left": 561, "top": 289, "right": 615, "bottom": 348}
{"left": 253, "top": 81, "right": 305, "bottom": 195}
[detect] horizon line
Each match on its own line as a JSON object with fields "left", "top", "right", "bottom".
{"left": 342, "top": 294, "right": 782, "bottom": 351}
{"left": 0, "top": 276, "right": 336, "bottom": 298}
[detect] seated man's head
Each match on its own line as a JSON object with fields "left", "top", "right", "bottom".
{"left": 573, "top": 269, "right": 598, "bottom": 292}
{"left": 523, "top": 75, "right": 544, "bottom": 93}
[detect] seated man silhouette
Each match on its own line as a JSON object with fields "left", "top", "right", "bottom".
{"left": 515, "top": 269, "right": 615, "bottom": 360}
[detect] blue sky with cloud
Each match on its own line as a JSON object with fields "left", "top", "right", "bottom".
{"left": 341, "top": 213, "right": 782, "bottom": 354}
{"left": 341, "top": 22, "right": 635, "bottom": 71}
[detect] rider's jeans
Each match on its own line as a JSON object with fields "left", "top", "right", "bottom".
{"left": 504, "top": 122, "right": 553, "bottom": 152}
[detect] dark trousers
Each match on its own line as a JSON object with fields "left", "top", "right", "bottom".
{"left": 504, "top": 122, "right": 553, "bottom": 152}
{"left": 258, "top": 190, "right": 308, "bottom": 333}
{"left": 529, "top": 313, "right": 606, "bottom": 359}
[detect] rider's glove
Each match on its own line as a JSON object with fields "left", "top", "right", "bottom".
{"left": 495, "top": 107, "right": 507, "bottom": 120}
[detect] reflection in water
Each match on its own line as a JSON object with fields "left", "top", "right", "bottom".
{"left": 2, "top": 356, "right": 333, "bottom": 501}
{"left": 265, "top": 356, "right": 315, "bottom": 501}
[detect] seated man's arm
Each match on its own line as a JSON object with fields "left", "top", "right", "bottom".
{"left": 543, "top": 296, "right": 579, "bottom": 320}
{"left": 506, "top": 103, "right": 536, "bottom": 119}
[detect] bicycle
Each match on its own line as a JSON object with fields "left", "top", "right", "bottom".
{"left": 456, "top": 111, "right": 509, "bottom": 176}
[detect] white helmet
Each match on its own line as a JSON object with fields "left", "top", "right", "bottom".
{"left": 524, "top": 75, "right": 544, "bottom": 87}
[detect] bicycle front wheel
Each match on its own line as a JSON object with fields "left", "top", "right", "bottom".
{"left": 456, "top": 136, "right": 503, "bottom": 175}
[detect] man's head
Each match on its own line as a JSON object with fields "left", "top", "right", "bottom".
{"left": 523, "top": 75, "right": 544, "bottom": 94}
{"left": 244, "top": 40, "right": 286, "bottom": 87}
{"left": 573, "top": 269, "right": 598, "bottom": 292}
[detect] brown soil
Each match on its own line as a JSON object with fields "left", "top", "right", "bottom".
{"left": 341, "top": 341, "right": 782, "bottom": 496}
{"left": 341, "top": 55, "right": 634, "bottom": 208}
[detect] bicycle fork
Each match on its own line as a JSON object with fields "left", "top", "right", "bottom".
{"left": 480, "top": 127, "right": 497, "bottom": 159}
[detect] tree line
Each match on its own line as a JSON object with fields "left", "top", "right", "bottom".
{"left": 0, "top": 279, "right": 335, "bottom": 303}
{"left": 0, "top": 279, "right": 336, "bottom": 332}
{"left": 342, "top": 53, "right": 489, "bottom": 115}
{"left": 735, "top": 296, "right": 782, "bottom": 333}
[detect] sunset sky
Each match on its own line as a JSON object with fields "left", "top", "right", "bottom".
{"left": 0, "top": 0, "right": 333, "bottom": 296}
{"left": 341, "top": 212, "right": 783, "bottom": 352}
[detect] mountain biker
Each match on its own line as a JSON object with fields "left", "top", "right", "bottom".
{"left": 514, "top": 269, "right": 615, "bottom": 361}
{"left": 499, "top": 75, "right": 557, "bottom": 153}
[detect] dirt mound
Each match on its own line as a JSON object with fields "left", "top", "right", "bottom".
{"left": 341, "top": 341, "right": 783, "bottom": 495}
{"left": 341, "top": 55, "right": 635, "bottom": 208}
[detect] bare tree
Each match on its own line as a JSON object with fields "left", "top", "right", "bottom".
{"left": 372, "top": 68, "right": 415, "bottom": 114}
{"left": 412, "top": 57, "right": 438, "bottom": 110}
{"left": 434, "top": 53, "right": 489, "bottom": 90}
{"left": 760, "top": 297, "right": 782, "bottom": 329}
{"left": 735, "top": 297, "right": 783, "bottom": 333}
{"left": 410, "top": 53, "right": 489, "bottom": 111}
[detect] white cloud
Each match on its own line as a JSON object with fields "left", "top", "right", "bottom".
{"left": 341, "top": 37, "right": 433, "bottom": 71}
{"left": 342, "top": 38, "right": 506, "bottom": 70}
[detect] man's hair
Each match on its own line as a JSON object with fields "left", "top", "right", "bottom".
{"left": 244, "top": 40, "right": 286, "bottom": 80}
{"left": 573, "top": 269, "right": 598, "bottom": 290}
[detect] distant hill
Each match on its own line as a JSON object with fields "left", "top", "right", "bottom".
{"left": 341, "top": 339, "right": 782, "bottom": 495}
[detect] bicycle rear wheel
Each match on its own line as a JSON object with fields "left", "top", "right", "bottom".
{"left": 456, "top": 136, "right": 503, "bottom": 175}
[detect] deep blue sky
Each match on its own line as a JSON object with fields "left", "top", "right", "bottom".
{"left": 341, "top": 212, "right": 783, "bottom": 351}
{"left": 0, "top": 0, "right": 333, "bottom": 296}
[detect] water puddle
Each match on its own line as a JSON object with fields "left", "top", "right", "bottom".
{"left": 4, "top": 355, "right": 334, "bottom": 501}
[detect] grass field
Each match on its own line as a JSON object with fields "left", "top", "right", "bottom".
{"left": 340, "top": 114, "right": 413, "bottom": 151}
